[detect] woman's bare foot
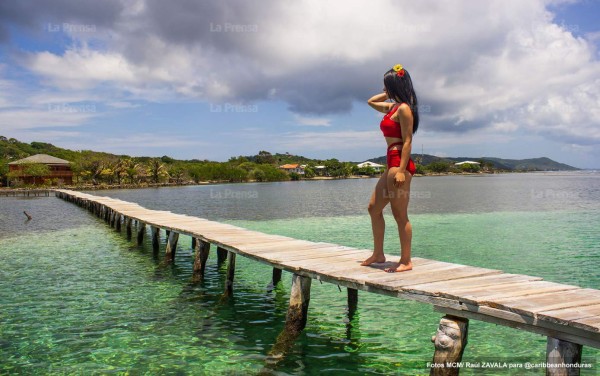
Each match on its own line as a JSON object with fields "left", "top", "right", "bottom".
{"left": 360, "top": 254, "right": 386, "bottom": 266}
{"left": 384, "top": 260, "right": 413, "bottom": 273}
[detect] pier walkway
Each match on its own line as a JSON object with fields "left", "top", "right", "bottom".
{"left": 55, "top": 189, "right": 599, "bottom": 374}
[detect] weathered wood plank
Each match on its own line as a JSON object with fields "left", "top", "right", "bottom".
{"left": 456, "top": 281, "right": 581, "bottom": 306}
{"left": 487, "top": 288, "right": 600, "bottom": 316}
{"left": 404, "top": 273, "right": 544, "bottom": 297}
{"left": 537, "top": 303, "right": 600, "bottom": 330}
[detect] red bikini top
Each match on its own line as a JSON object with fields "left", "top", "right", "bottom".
{"left": 380, "top": 105, "right": 403, "bottom": 138}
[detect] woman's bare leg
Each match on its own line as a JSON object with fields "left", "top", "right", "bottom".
{"left": 361, "top": 172, "right": 390, "bottom": 266}
{"left": 384, "top": 168, "right": 413, "bottom": 273}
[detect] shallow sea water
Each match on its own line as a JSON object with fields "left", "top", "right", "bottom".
{"left": 1, "top": 172, "right": 599, "bottom": 375}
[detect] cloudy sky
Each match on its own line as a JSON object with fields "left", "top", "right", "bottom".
{"left": 0, "top": 0, "right": 599, "bottom": 168}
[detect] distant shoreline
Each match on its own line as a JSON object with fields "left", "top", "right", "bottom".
{"left": 0, "top": 169, "right": 587, "bottom": 193}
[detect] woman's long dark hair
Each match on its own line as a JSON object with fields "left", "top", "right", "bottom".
{"left": 383, "top": 67, "right": 419, "bottom": 134}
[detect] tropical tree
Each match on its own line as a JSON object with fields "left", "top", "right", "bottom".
{"left": 255, "top": 150, "right": 275, "bottom": 165}
{"left": 168, "top": 165, "right": 187, "bottom": 184}
{"left": 119, "top": 159, "right": 142, "bottom": 184}
{"left": 249, "top": 168, "right": 266, "bottom": 182}
{"left": 23, "top": 162, "right": 51, "bottom": 185}
{"left": 303, "top": 166, "right": 315, "bottom": 178}
{"left": 426, "top": 161, "right": 450, "bottom": 173}
{"left": 0, "top": 158, "right": 8, "bottom": 186}
{"left": 147, "top": 158, "right": 169, "bottom": 184}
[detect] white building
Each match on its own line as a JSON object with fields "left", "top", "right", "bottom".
{"left": 356, "top": 161, "right": 385, "bottom": 172}
{"left": 454, "top": 161, "right": 481, "bottom": 166}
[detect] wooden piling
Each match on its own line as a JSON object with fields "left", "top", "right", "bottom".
{"left": 192, "top": 239, "right": 211, "bottom": 282}
{"left": 217, "top": 246, "right": 228, "bottom": 265}
{"left": 285, "top": 274, "right": 312, "bottom": 333}
{"left": 137, "top": 222, "right": 145, "bottom": 245}
{"left": 165, "top": 231, "right": 179, "bottom": 261}
{"left": 546, "top": 337, "right": 582, "bottom": 376}
{"left": 125, "top": 217, "right": 132, "bottom": 239}
{"left": 347, "top": 288, "right": 358, "bottom": 318}
{"left": 151, "top": 226, "right": 160, "bottom": 252}
{"left": 115, "top": 213, "right": 122, "bottom": 232}
{"left": 267, "top": 273, "right": 313, "bottom": 364}
{"left": 272, "top": 268, "right": 282, "bottom": 286}
{"left": 225, "top": 252, "right": 236, "bottom": 295}
{"left": 430, "top": 315, "right": 469, "bottom": 376}
{"left": 191, "top": 237, "right": 197, "bottom": 250}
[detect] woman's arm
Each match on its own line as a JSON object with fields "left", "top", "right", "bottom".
{"left": 367, "top": 91, "right": 394, "bottom": 113}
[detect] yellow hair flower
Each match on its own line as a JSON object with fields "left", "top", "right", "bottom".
{"left": 393, "top": 64, "right": 403, "bottom": 72}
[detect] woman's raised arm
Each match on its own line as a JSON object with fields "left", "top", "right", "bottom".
{"left": 367, "top": 91, "right": 394, "bottom": 113}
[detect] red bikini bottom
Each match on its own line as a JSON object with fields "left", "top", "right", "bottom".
{"left": 386, "top": 142, "right": 416, "bottom": 175}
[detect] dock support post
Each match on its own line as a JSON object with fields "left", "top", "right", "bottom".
{"left": 546, "top": 337, "right": 582, "bottom": 376}
{"left": 285, "top": 274, "right": 312, "bottom": 333}
{"left": 217, "top": 247, "right": 228, "bottom": 266}
{"left": 267, "top": 274, "right": 312, "bottom": 365}
{"left": 115, "top": 213, "right": 122, "bottom": 232}
{"left": 191, "top": 237, "right": 197, "bottom": 250}
{"left": 192, "top": 239, "right": 211, "bottom": 282}
{"left": 430, "top": 315, "right": 469, "bottom": 376}
{"left": 272, "top": 268, "right": 282, "bottom": 286}
{"left": 125, "top": 217, "right": 132, "bottom": 239}
{"left": 151, "top": 226, "right": 160, "bottom": 252}
{"left": 165, "top": 231, "right": 179, "bottom": 261}
{"left": 347, "top": 288, "right": 358, "bottom": 318}
{"left": 224, "top": 252, "right": 236, "bottom": 295}
{"left": 137, "top": 222, "right": 145, "bottom": 245}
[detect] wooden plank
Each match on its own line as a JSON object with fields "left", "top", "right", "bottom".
{"left": 307, "top": 256, "right": 441, "bottom": 276}
{"left": 403, "top": 273, "right": 544, "bottom": 297}
{"left": 255, "top": 245, "right": 357, "bottom": 261}
{"left": 537, "top": 303, "right": 600, "bottom": 329}
{"left": 380, "top": 267, "right": 503, "bottom": 290}
{"left": 456, "top": 281, "right": 581, "bottom": 306}
{"left": 236, "top": 239, "right": 317, "bottom": 251}
{"left": 486, "top": 288, "right": 600, "bottom": 316}
{"left": 575, "top": 316, "right": 600, "bottom": 332}
{"left": 263, "top": 249, "right": 367, "bottom": 263}
{"left": 299, "top": 258, "right": 448, "bottom": 287}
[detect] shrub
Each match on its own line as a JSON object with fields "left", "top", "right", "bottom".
{"left": 426, "top": 161, "right": 450, "bottom": 173}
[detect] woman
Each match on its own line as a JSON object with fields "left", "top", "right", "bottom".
{"left": 361, "top": 64, "right": 420, "bottom": 273}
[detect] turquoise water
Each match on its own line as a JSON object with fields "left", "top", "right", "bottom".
{"left": 1, "top": 173, "right": 599, "bottom": 374}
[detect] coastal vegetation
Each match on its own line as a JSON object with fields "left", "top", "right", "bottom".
{"left": 0, "top": 136, "right": 577, "bottom": 188}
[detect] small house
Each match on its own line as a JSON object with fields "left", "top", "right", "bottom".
{"left": 8, "top": 154, "right": 73, "bottom": 185}
{"left": 279, "top": 163, "right": 305, "bottom": 175}
{"left": 357, "top": 161, "right": 385, "bottom": 173}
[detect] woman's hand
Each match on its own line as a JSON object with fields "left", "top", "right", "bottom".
{"left": 367, "top": 91, "right": 393, "bottom": 113}
{"left": 393, "top": 171, "right": 406, "bottom": 187}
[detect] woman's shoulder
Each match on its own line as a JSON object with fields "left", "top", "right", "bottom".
{"left": 391, "top": 103, "right": 412, "bottom": 120}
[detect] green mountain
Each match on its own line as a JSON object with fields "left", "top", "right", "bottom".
{"left": 1, "top": 136, "right": 578, "bottom": 173}
{"left": 363, "top": 154, "right": 579, "bottom": 171}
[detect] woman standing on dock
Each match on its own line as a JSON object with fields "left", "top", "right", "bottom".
{"left": 361, "top": 64, "right": 420, "bottom": 273}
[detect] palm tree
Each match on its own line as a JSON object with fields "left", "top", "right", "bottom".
{"left": 147, "top": 158, "right": 168, "bottom": 184}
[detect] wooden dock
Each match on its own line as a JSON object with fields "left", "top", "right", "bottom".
{"left": 0, "top": 189, "right": 54, "bottom": 197}
{"left": 55, "top": 189, "right": 599, "bottom": 374}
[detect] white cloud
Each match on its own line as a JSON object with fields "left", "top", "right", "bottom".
{"left": 293, "top": 115, "right": 331, "bottom": 127}
{"left": 3, "top": 0, "right": 599, "bottom": 156}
